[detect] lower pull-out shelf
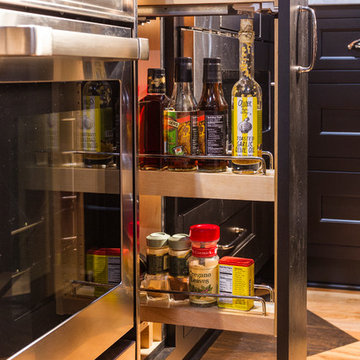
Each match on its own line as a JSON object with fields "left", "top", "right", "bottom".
{"left": 140, "top": 301, "right": 275, "bottom": 336}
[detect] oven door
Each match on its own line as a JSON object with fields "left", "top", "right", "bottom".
{"left": 0, "top": 9, "right": 147, "bottom": 360}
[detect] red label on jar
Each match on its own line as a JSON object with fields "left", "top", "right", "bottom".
{"left": 192, "top": 246, "right": 217, "bottom": 258}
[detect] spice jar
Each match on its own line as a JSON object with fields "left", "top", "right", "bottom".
{"left": 188, "top": 224, "right": 220, "bottom": 307}
{"left": 168, "top": 233, "right": 191, "bottom": 300}
{"left": 146, "top": 232, "right": 170, "bottom": 275}
{"left": 168, "top": 233, "right": 191, "bottom": 277}
{"left": 144, "top": 232, "right": 171, "bottom": 304}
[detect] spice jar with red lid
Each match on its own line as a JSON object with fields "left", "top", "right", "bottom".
{"left": 188, "top": 224, "right": 219, "bottom": 307}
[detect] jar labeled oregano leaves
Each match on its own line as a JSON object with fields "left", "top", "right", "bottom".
{"left": 188, "top": 224, "right": 220, "bottom": 307}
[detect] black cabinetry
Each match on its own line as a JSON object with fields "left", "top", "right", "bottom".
{"left": 308, "top": 6, "right": 360, "bottom": 286}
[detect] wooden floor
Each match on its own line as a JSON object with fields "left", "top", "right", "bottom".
{"left": 201, "top": 288, "right": 360, "bottom": 359}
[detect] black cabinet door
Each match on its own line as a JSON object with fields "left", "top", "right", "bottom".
{"left": 312, "top": 7, "right": 360, "bottom": 70}
{"left": 308, "top": 171, "right": 360, "bottom": 285}
{"left": 308, "top": 6, "right": 360, "bottom": 289}
{"left": 309, "top": 83, "right": 360, "bottom": 159}
{"left": 278, "top": 1, "right": 309, "bottom": 359}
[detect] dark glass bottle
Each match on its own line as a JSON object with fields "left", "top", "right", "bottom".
{"left": 164, "top": 57, "right": 197, "bottom": 171}
{"left": 139, "top": 68, "right": 169, "bottom": 170}
{"left": 82, "top": 81, "right": 114, "bottom": 167}
{"left": 198, "top": 58, "right": 228, "bottom": 172}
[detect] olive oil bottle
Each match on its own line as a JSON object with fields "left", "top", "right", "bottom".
{"left": 231, "top": 19, "right": 263, "bottom": 174}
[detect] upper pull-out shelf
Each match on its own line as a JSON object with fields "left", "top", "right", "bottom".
{"left": 138, "top": 0, "right": 277, "bottom": 17}
{"left": 139, "top": 169, "right": 274, "bottom": 201}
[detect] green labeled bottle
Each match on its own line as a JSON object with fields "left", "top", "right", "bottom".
{"left": 164, "top": 57, "right": 198, "bottom": 171}
{"left": 82, "top": 81, "right": 114, "bottom": 167}
{"left": 231, "top": 19, "right": 263, "bottom": 174}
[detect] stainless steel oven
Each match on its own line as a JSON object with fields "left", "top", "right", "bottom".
{"left": 0, "top": 5, "right": 147, "bottom": 360}
{"left": 0, "top": 0, "right": 135, "bottom": 22}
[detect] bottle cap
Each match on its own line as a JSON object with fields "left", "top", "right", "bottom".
{"left": 175, "top": 57, "right": 193, "bottom": 83}
{"left": 168, "top": 233, "right": 191, "bottom": 250}
{"left": 146, "top": 232, "right": 170, "bottom": 248}
{"left": 219, "top": 256, "right": 254, "bottom": 267}
{"left": 203, "top": 58, "right": 222, "bottom": 83}
{"left": 189, "top": 224, "right": 220, "bottom": 242}
{"left": 147, "top": 68, "right": 166, "bottom": 94}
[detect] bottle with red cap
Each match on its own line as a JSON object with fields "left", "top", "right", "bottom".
{"left": 188, "top": 224, "right": 220, "bottom": 307}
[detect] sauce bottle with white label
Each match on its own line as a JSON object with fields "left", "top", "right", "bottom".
{"left": 198, "top": 58, "right": 228, "bottom": 172}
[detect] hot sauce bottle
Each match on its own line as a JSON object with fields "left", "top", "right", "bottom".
{"left": 164, "top": 57, "right": 198, "bottom": 171}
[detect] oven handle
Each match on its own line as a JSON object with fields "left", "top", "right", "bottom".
{"left": 0, "top": 26, "right": 149, "bottom": 60}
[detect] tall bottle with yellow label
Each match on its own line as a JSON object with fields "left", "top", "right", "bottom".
{"left": 231, "top": 19, "right": 262, "bottom": 174}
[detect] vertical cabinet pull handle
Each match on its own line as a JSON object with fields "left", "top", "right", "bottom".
{"left": 297, "top": 6, "right": 318, "bottom": 73}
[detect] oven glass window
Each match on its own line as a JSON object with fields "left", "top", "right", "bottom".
{"left": 0, "top": 80, "right": 126, "bottom": 357}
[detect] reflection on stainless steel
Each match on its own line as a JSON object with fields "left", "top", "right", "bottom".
{"left": 262, "top": 150, "right": 274, "bottom": 169}
{"left": 138, "top": 2, "right": 277, "bottom": 17}
{"left": 8, "top": 286, "right": 133, "bottom": 360}
{"left": 232, "top": 227, "right": 246, "bottom": 234}
{"left": 0, "top": 26, "right": 149, "bottom": 60}
{"left": 180, "top": 25, "right": 239, "bottom": 101}
{"left": 1, "top": 11, "right": 136, "bottom": 358}
{"left": 0, "top": 0, "right": 134, "bottom": 22}
{"left": 233, "top": 233, "right": 256, "bottom": 253}
{"left": 348, "top": 39, "right": 360, "bottom": 50}
{"left": 138, "top": 5, "right": 233, "bottom": 17}
{"left": 182, "top": 26, "right": 239, "bottom": 39}
{"left": 218, "top": 227, "right": 247, "bottom": 251}
{"left": 0, "top": 9, "right": 141, "bottom": 82}
{"left": 254, "top": 284, "right": 274, "bottom": 302}
{"left": 71, "top": 279, "right": 114, "bottom": 288}
{"left": 10, "top": 219, "right": 44, "bottom": 236}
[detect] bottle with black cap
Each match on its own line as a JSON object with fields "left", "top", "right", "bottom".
{"left": 139, "top": 68, "right": 169, "bottom": 170}
{"left": 164, "top": 57, "right": 197, "bottom": 171}
{"left": 198, "top": 58, "right": 228, "bottom": 172}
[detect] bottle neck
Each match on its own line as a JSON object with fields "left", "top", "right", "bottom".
{"left": 239, "top": 31, "right": 254, "bottom": 79}
{"left": 200, "top": 82, "right": 224, "bottom": 100}
{"left": 169, "top": 81, "right": 197, "bottom": 111}
{"left": 202, "top": 82, "right": 223, "bottom": 91}
{"left": 147, "top": 89, "right": 165, "bottom": 95}
{"left": 171, "top": 82, "right": 192, "bottom": 97}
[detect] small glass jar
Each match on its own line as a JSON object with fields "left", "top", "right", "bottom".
{"left": 146, "top": 232, "right": 170, "bottom": 275}
{"left": 144, "top": 232, "right": 171, "bottom": 304}
{"left": 188, "top": 224, "right": 220, "bottom": 307}
{"left": 168, "top": 233, "right": 191, "bottom": 277}
{"left": 168, "top": 233, "right": 191, "bottom": 300}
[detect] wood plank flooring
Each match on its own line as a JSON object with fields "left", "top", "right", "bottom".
{"left": 201, "top": 288, "right": 360, "bottom": 359}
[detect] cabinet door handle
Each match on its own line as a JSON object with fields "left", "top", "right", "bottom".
{"left": 348, "top": 39, "right": 360, "bottom": 50}
{"left": 0, "top": 26, "right": 149, "bottom": 60}
{"left": 297, "top": 6, "right": 318, "bottom": 73}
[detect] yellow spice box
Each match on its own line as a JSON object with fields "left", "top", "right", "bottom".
{"left": 218, "top": 256, "right": 255, "bottom": 311}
